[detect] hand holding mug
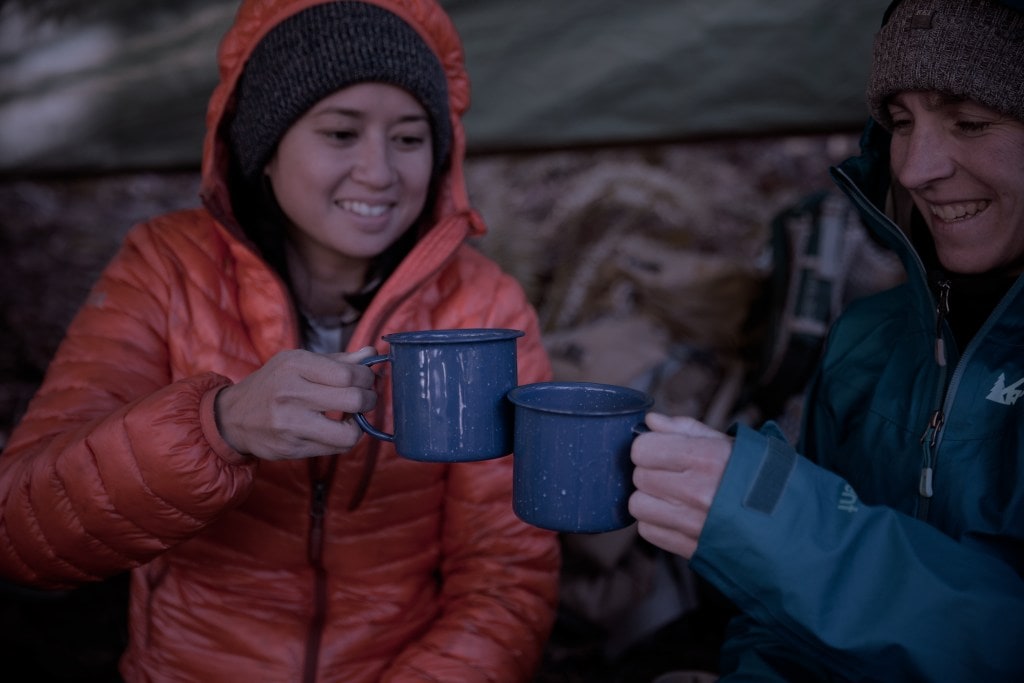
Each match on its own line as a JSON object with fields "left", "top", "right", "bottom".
{"left": 628, "top": 412, "right": 733, "bottom": 559}
{"left": 214, "top": 347, "right": 378, "bottom": 461}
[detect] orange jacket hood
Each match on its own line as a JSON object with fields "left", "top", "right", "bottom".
{"left": 198, "top": 0, "right": 485, "bottom": 241}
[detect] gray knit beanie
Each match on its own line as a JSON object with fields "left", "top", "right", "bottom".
{"left": 867, "top": 0, "right": 1024, "bottom": 128}
{"left": 229, "top": 1, "right": 452, "bottom": 180}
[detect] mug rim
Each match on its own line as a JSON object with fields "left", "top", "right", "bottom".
{"left": 508, "top": 381, "right": 653, "bottom": 416}
{"left": 382, "top": 328, "right": 524, "bottom": 345}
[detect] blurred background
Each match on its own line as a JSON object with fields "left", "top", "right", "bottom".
{"left": 0, "top": 1, "right": 903, "bottom": 681}
{"left": 3, "top": 0, "right": 885, "bottom": 171}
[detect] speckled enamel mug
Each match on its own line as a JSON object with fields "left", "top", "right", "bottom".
{"left": 355, "top": 328, "right": 524, "bottom": 462}
{"left": 508, "top": 381, "right": 653, "bottom": 533}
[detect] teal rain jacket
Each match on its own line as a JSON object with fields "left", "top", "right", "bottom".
{"left": 691, "top": 120, "right": 1024, "bottom": 682}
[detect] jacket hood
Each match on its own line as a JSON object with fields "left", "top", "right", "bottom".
{"left": 198, "top": 0, "right": 485, "bottom": 239}
{"left": 832, "top": 118, "right": 935, "bottom": 269}
{"left": 830, "top": 118, "right": 939, "bottom": 327}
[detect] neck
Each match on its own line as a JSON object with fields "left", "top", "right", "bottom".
{"left": 929, "top": 269, "right": 1017, "bottom": 351}
{"left": 285, "top": 243, "right": 367, "bottom": 319}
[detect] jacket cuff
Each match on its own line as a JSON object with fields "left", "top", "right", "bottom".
{"left": 693, "top": 422, "right": 796, "bottom": 565}
{"left": 736, "top": 422, "right": 797, "bottom": 516}
{"left": 199, "top": 384, "right": 252, "bottom": 465}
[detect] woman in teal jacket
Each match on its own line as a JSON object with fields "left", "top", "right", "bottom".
{"left": 628, "top": 0, "right": 1024, "bottom": 679}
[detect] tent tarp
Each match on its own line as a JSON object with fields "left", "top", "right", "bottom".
{"left": 0, "top": 0, "right": 889, "bottom": 173}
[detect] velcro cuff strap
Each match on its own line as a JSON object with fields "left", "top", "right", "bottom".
{"left": 740, "top": 425, "right": 797, "bottom": 515}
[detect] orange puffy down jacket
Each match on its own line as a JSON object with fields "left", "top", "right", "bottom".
{"left": 0, "top": 0, "right": 560, "bottom": 680}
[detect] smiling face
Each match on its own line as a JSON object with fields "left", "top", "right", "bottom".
{"left": 887, "top": 91, "right": 1024, "bottom": 275}
{"left": 264, "top": 82, "right": 434, "bottom": 285}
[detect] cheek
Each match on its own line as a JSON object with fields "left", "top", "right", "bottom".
{"left": 404, "top": 159, "right": 435, "bottom": 209}
{"left": 887, "top": 135, "right": 913, "bottom": 180}
{"left": 266, "top": 169, "right": 303, "bottom": 218}
{"left": 268, "top": 151, "right": 333, "bottom": 205}
{"left": 991, "top": 160, "right": 1024, "bottom": 249}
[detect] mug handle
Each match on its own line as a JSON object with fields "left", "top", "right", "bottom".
{"left": 354, "top": 354, "right": 395, "bottom": 443}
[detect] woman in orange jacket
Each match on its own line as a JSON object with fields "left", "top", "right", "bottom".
{"left": 0, "top": 1, "right": 560, "bottom": 680}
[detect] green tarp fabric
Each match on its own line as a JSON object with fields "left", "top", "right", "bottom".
{"left": 0, "top": 0, "right": 890, "bottom": 173}
{"left": 453, "top": 0, "right": 889, "bottom": 149}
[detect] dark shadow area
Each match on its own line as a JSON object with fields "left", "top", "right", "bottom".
{"left": 0, "top": 575, "right": 129, "bottom": 683}
{"left": 536, "top": 574, "right": 735, "bottom": 683}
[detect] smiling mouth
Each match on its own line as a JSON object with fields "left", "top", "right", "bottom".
{"left": 929, "top": 200, "right": 990, "bottom": 223}
{"left": 340, "top": 200, "right": 390, "bottom": 217}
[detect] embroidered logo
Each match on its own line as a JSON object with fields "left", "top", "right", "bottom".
{"left": 986, "top": 373, "right": 1024, "bottom": 406}
{"left": 838, "top": 484, "right": 859, "bottom": 513}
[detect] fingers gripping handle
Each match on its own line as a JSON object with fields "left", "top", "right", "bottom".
{"left": 354, "top": 354, "right": 394, "bottom": 443}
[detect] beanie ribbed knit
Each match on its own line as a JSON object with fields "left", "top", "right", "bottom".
{"left": 229, "top": 1, "right": 451, "bottom": 180}
{"left": 867, "top": 0, "right": 1024, "bottom": 128}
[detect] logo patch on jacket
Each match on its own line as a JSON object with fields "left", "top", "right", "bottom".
{"left": 987, "top": 373, "right": 1024, "bottom": 406}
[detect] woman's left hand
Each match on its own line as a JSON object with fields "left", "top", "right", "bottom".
{"left": 628, "top": 412, "right": 733, "bottom": 560}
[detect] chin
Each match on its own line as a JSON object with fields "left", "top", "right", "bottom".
{"left": 937, "top": 254, "right": 1006, "bottom": 276}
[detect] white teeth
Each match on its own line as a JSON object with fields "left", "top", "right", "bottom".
{"left": 929, "top": 200, "right": 989, "bottom": 222}
{"left": 341, "top": 200, "right": 389, "bottom": 217}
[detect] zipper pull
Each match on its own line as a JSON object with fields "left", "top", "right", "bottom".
{"left": 919, "top": 467, "right": 934, "bottom": 498}
{"left": 917, "top": 409, "right": 943, "bottom": 498}
{"left": 311, "top": 479, "right": 328, "bottom": 519}
{"left": 919, "top": 408, "right": 944, "bottom": 448}
{"left": 308, "top": 479, "right": 330, "bottom": 565}
{"left": 934, "top": 280, "right": 951, "bottom": 367}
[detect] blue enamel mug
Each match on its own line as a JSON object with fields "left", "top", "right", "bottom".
{"left": 355, "top": 328, "right": 524, "bottom": 462}
{"left": 508, "top": 381, "right": 653, "bottom": 533}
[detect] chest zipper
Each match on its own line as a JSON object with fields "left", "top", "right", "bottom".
{"left": 304, "top": 462, "right": 336, "bottom": 683}
{"left": 917, "top": 280, "right": 951, "bottom": 520}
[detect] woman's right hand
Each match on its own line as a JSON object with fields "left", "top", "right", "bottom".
{"left": 629, "top": 412, "right": 732, "bottom": 560}
{"left": 214, "top": 347, "right": 378, "bottom": 461}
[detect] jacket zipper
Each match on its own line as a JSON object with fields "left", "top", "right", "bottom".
{"left": 917, "top": 280, "right": 951, "bottom": 520}
{"left": 295, "top": 225, "right": 461, "bottom": 676}
{"left": 297, "top": 254, "right": 409, "bottom": 681}
{"left": 274, "top": 189, "right": 462, "bottom": 681}
{"left": 831, "top": 167, "right": 952, "bottom": 522}
{"left": 303, "top": 458, "right": 337, "bottom": 683}
{"left": 297, "top": 309, "right": 390, "bottom": 681}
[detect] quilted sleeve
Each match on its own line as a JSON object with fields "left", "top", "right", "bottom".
{"left": 0, "top": 222, "right": 257, "bottom": 590}
{"left": 383, "top": 266, "right": 560, "bottom": 682}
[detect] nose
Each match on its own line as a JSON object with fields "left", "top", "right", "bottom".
{"left": 891, "top": 124, "right": 955, "bottom": 190}
{"left": 352, "top": 135, "right": 396, "bottom": 188}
